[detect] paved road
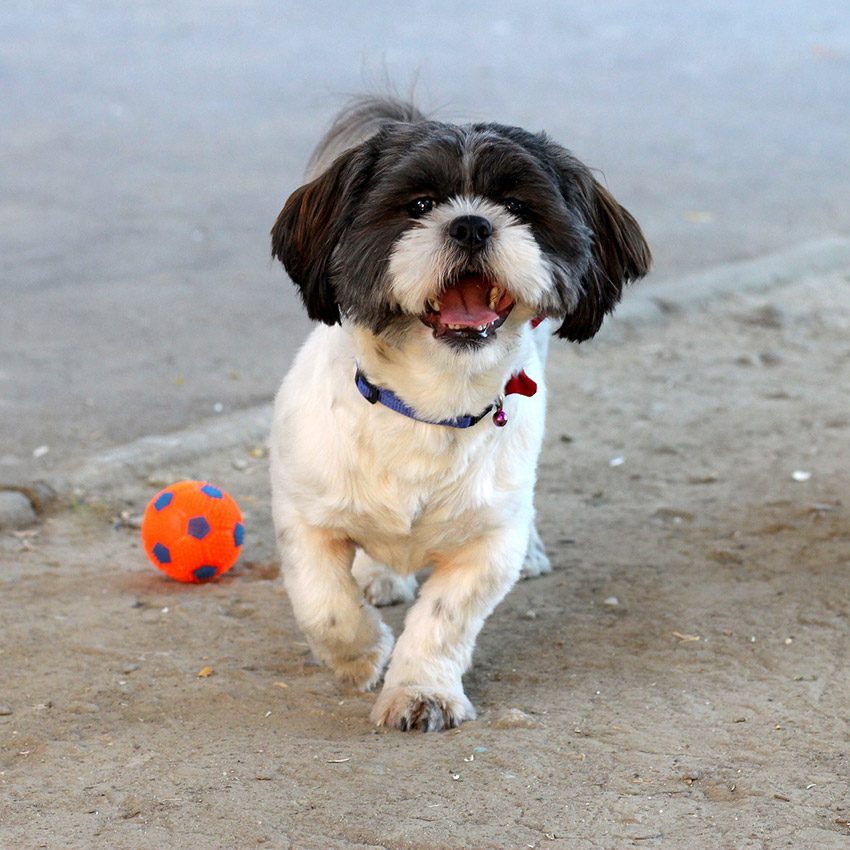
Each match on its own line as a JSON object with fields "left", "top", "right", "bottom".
{"left": 3, "top": 0, "right": 849, "bottom": 481}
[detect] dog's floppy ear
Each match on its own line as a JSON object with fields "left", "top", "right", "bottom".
{"left": 555, "top": 166, "right": 651, "bottom": 342}
{"left": 271, "top": 145, "right": 371, "bottom": 325}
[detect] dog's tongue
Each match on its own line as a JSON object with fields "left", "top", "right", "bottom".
{"left": 438, "top": 275, "right": 499, "bottom": 326}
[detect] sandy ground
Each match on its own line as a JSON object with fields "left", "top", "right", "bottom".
{"left": 3, "top": 268, "right": 850, "bottom": 849}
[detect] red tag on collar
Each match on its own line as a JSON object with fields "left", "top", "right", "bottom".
{"left": 504, "top": 369, "right": 537, "bottom": 397}
{"left": 502, "top": 318, "right": 543, "bottom": 397}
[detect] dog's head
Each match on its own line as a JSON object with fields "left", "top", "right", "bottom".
{"left": 272, "top": 116, "right": 650, "bottom": 347}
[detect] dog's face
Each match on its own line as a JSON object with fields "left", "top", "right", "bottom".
{"left": 272, "top": 120, "right": 650, "bottom": 347}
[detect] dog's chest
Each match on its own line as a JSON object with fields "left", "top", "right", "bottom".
{"left": 324, "top": 422, "right": 513, "bottom": 564}
{"left": 355, "top": 426, "right": 488, "bottom": 522}
{"left": 274, "top": 325, "right": 543, "bottom": 570}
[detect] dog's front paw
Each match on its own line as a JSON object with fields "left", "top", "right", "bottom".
{"left": 352, "top": 551, "right": 418, "bottom": 606}
{"left": 370, "top": 685, "right": 476, "bottom": 732}
{"left": 520, "top": 525, "right": 551, "bottom": 579}
{"left": 362, "top": 572, "right": 418, "bottom": 607}
{"left": 330, "top": 621, "right": 394, "bottom": 692}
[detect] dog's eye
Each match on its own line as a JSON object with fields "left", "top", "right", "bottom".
{"left": 407, "top": 197, "right": 435, "bottom": 218}
{"left": 503, "top": 198, "right": 525, "bottom": 217}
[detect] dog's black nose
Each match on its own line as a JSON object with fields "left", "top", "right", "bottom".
{"left": 448, "top": 215, "right": 493, "bottom": 250}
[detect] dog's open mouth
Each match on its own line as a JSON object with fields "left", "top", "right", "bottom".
{"left": 419, "top": 274, "right": 515, "bottom": 343}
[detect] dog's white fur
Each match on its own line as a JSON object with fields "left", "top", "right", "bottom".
{"left": 269, "top": 98, "right": 648, "bottom": 731}
{"left": 270, "top": 310, "right": 549, "bottom": 729}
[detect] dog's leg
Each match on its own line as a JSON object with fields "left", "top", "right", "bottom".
{"left": 519, "top": 523, "right": 551, "bottom": 579}
{"left": 352, "top": 549, "right": 418, "bottom": 607}
{"left": 370, "top": 526, "right": 526, "bottom": 731}
{"left": 280, "top": 523, "right": 394, "bottom": 691}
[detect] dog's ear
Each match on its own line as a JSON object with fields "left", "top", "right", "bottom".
{"left": 555, "top": 166, "right": 651, "bottom": 342}
{"left": 271, "top": 145, "right": 371, "bottom": 325}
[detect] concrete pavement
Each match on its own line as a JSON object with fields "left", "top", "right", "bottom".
{"left": 3, "top": 0, "right": 850, "bottom": 491}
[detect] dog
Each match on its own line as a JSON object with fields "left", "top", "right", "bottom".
{"left": 269, "top": 97, "right": 650, "bottom": 731}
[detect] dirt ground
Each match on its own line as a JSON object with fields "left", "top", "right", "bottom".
{"left": 3, "top": 268, "right": 850, "bottom": 849}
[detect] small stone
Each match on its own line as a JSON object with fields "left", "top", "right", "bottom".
{"left": 68, "top": 701, "right": 101, "bottom": 714}
{"left": 0, "top": 491, "right": 37, "bottom": 530}
{"left": 745, "top": 304, "right": 785, "bottom": 329}
{"left": 491, "top": 707, "right": 541, "bottom": 729}
{"left": 709, "top": 549, "right": 744, "bottom": 565}
{"left": 688, "top": 473, "right": 719, "bottom": 485}
{"left": 2, "top": 481, "right": 56, "bottom": 513}
{"left": 653, "top": 507, "right": 695, "bottom": 522}
{"left": 0, "top": 706, "right": 13, "bottom": 716}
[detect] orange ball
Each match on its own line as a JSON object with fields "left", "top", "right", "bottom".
{"left": 141, "top": 481, "right": 244, "bottom": 582}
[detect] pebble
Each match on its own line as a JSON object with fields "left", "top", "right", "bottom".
{"left": 745, "top": 304, "right": 786, "bottom": 329}
{"left": 0, "top": 491, "right": 37, "bottom": 530}
{"left": 654, "top": 507, "right": 696, "bottom": 522}
{"left": 0, "top": 705, "right": 13, "bottom": 716}
{"left": 491, "top": 707, "right": 541, "bottom": 729}
{"left": 68, "top": 701, "right": 101, "bottom": 714}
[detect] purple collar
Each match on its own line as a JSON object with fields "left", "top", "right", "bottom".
{"left": 353, "top": 366, "right": 538, "bottom": 428}
{"left": 355, "top": 368, "right": 496, "bottom": 428}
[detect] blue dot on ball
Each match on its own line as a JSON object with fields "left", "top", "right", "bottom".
{"left": 187, "top": 516, "right": 211, "bottom": 540}
{"left": 200, "top": 484, "right": 223, "bottom": 499}
{"left": 153, "top": 542, "right": 171, "bottom": 564}
{"left": 154, "top": 492, "right": 173, "bottom": 511}
{"left": 194, "top": 565, "right": 217, "bottom": 581}
{"left": 233, "top": 522, "right": 244, "bottom": 547}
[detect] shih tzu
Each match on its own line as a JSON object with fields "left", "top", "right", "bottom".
{"left": 269, "top": 97, "right": 650, "bottom": 731}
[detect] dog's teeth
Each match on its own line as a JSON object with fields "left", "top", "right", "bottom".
{"left": 447, "top": 324, "right": 463, "bottom": 330}
{"left": 428, "top": 298, "right": 441, "bottom": 312}
{"left": 488, "top": 286, "right": 500, "bottom": 311}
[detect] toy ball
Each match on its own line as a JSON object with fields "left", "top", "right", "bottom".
{"left": 141, "top": 481, "right": 244, "bottom": 583}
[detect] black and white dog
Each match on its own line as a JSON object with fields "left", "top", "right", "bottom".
{"left": 269, "top": 97, "right": 650, "bottom": 731}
